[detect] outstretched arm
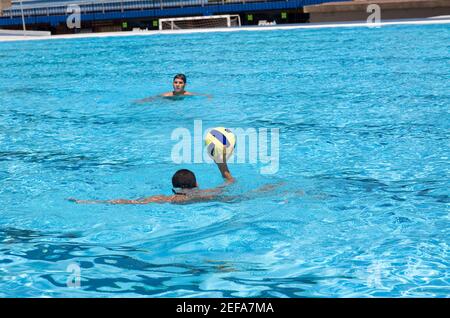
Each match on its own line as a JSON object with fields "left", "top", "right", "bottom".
{"left": 215, "top": 150, "right": 235, "bottom": 184}
{"left": 216, "top": 161, "right": 234, "bottom": 184}
{"left": 68, "top": 195, "right": 172, "bottom": 205}
{"left": 67, "top": 198, "right": 110, "bottom": 204}
{"left": 185, "top": 92, "right": 213, "bottom": 99}
{"left": 133, "top": 96, "right": 160, "bottom": 104}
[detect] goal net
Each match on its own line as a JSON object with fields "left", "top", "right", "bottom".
{"left": 159, "top": 15, "right": 241, "bottom": 31}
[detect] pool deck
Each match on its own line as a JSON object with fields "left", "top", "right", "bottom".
{"left": 1, "top": 16, "right": 450, "bottom": 42}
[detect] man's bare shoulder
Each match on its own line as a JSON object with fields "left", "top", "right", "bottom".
{"left": 168, "top": 189, "right": 219, "bottom": 204}
{"left": 139, "top": 193, "right": 212, "bottom": 204}
{"left": 139, "top": 195, "right": 176, "bottom": 203}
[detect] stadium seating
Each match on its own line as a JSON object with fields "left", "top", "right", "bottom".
{"left": 0, "top": 0, "right": 345, "bottom": 28}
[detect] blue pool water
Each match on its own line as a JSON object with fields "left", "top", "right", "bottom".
{"left": 0, "top": 24, "right": 449, "bottom": 297}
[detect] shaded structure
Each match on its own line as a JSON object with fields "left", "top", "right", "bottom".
{"left": 304, "top": 0, "right": 450, "bottom": 22}
{"left": 0, "top": 0, "right": 12, "bottom": 15}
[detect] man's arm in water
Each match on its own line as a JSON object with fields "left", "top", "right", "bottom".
{"left": 70, "top": 154, "right": 234, "bottom": 205}
{"left": 68, "top": 195, "right": 174, "bottom": 204}
{"left": 134, "top": 93, "right": 175, "bottom": 102}
{"left": 135, "top": 92, "right": 190, "bottom": 102}
{"left": 133, "top": 96, "right": 161, "bottom": 104}
{"left": 135, "top": 91, "right": 212, "bottom": 103}
{"left": 162, "top": 91, "right": 213, "bottom": 98}
{"left": 188, "top": 92, "right": 213, "bottom": 99}
{"left": 70, "top": 191, "right": 221, "bottom": 205}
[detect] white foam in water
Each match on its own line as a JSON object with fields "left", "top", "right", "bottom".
{"left": 1, "top": 18, "right": 450, "bottom": 42}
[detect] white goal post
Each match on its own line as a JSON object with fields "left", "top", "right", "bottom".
{"left": 159, "top": 15, "right": 241, "bottom": 31}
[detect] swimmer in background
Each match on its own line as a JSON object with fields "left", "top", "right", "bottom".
{"left": 161, "top": 73, "right": 194, "bottom": 97}
{"left": 135, "top": 73, "right": 212, "bottom": 103}
{"left": 70, "top": 151, "right": 235, "bottom": 205}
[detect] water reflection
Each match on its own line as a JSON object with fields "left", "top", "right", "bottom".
{"left": 0, "top": 226, "right": 328, "bottom": 297}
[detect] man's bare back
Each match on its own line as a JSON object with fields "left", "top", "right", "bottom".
{"left": 70, "top": 156, "right": 234, "bottom": 205}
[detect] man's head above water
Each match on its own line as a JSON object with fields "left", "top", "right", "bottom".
{"left": 145, "top": 73, "right": 211, "bottom": 99}
{"left": 172, "top": 74, "right": 187, "bottom": 94}
{"left": 70, "top": 149, "right": 234, "bottom": 205}
{"left": 171, "top": 169, "right": 198, "bottom": 189}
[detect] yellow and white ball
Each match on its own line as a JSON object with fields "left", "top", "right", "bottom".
{"left": 205, "top": 127, "right": 236, "bottom": 162}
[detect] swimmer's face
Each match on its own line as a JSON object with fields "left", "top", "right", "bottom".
{"left": 173, "top": 78, "right": 186, "bottom": 93}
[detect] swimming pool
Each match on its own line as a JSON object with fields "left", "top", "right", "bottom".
{"left": 0, "top": 23, "right": 449, "bottom": 297}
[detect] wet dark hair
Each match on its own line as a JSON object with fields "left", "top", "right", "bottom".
{"left": 173, "top": 74, "right": 187, "bottom": 83}
{"left": 172, "top": 169, "right": 196, "bottom": 189}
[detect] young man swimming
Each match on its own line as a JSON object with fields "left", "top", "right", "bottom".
{"left": 161, "top": 73, "right": 194, "bottom": 97}
{"left": 70, "top": 155, "right": 234, "bottom": 205}
{"left": 135, "top": 74, "right": 211, "bottom": 103}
